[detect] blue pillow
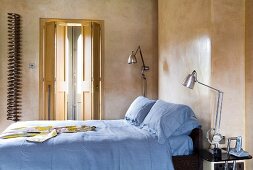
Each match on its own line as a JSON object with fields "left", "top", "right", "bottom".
{"left": 172, "top": 117, "right": 200, "bottom": 136}
{"left": 140, "top": 100, "right": 200, "bottom": 144}
{"left": 125, "top": 96, "right": 156, "bottom": 126}
{"left": 167, "top": 135, "right": 193, "bottom": 156}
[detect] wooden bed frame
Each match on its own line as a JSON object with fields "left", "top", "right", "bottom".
{"left": 172, "top": 128, "right": 203, "bottom": 170}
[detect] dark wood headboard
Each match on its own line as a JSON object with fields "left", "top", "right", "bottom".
{"left": 190, "top": 128, "right": 203, "bottom": 154}
{"left": 172, "top": 128, "right": 203, "bottom": 170}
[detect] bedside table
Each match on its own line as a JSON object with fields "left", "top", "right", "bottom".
{"left": 201, "top": 149, "right": 252, "bottom": 170}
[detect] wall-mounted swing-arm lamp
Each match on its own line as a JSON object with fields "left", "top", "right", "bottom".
{"left": 183, "top": 70, "right": 224, "bottom": 157}
{"left": 128, "top": 46, "right": 149, "bottom": 97}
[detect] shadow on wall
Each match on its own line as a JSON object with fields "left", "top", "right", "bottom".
{"left": 162, "top": 60, "right": 169, "bottom": 73}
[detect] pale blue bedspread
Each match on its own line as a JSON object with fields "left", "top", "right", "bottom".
{"left": 0, "top": 120, "right": 174, "bottom": 170}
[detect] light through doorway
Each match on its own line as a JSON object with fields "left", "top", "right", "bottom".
{"left": 39, "top": 19, "right": 103, "bottom": 121}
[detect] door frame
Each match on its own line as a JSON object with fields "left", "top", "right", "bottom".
{"left": 39, "top": 18, "right": 104, "bottom": 120}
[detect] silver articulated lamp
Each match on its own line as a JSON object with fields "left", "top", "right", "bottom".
{"left": 128, "top": 46, "right": 149, "bottom": 97}
{"left": 182, "top": 70, "right": 224, "bottom": 158}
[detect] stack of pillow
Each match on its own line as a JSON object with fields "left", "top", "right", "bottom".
{"left": 125, "top": 96, "right": 200, "bottom": 144}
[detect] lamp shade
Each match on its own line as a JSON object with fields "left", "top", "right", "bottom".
{"left": 128, "top": 51, "right": 137, "bottom": 64}
{"left": 182, "top": 71, "right": 196, "bottom": 89}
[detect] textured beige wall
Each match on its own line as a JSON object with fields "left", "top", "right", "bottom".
{"left": 245, "top": 0, "right": 253, "bottom": 168}
{"left": 0, "top": 0, "right": 158, "bottom": 132}
{"left": 158, "top": 0, "right": 212, "bottom": 147}
{"left": 159, "top": 0, "right": 246, "bottom": 149}
{"left": 211, "top": 0, "right": 245, "bottom": 145}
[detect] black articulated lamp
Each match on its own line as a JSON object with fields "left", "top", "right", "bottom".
{"left": 128, "top": 46, "right": 149, "bottom": 97}
{"left": 182, "top": 70, "right": 224, "bottom": 159}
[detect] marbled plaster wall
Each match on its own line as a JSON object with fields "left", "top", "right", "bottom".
{"left": 0, "top": 0, "right": 158, "bottom": 132}
{"left": 158, "top": 0, "right": 246, "bottom": 152}
{"left": 158, "top": 0, "right": 212, "bottom": 146}
{"left": 211, "top": 0, "right": 245, "bottom": 146}
{"left": 246, "top": 0, "right": 253, "bottom": 168}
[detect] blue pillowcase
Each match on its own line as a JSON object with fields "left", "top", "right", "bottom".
{"left": 125, "top": 96, "right": 156, "bottom": 126}
{"left": 140, "top": 100, "right": 200, "bottom": 144}
{"left": 167, "top": 135, "right": 193, "bottom": 156}
{"left": 172, "top": 117, "right": 200, "bottom": 136}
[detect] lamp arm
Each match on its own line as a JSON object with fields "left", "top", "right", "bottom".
{"left": 206, "top": 92, "right": 223, "bottom": 148}
{"left": 215, "top": 91, "right": 223, "bottom": 132}
{"left": 141, "top": 73, "right": 147, "bottom": 97}
{"left": 132, "top": 46, "right": 149, "bottom": 97}
{"left": 196, "top": 81, "right": 223, "bottom": 93}
{"left": 197, "top": 80, "right": 224, "bottom": 147}
{"left": 197, "top": 80, "right": 224, "bottom": 132}
{"left": 135, "top": 46, "right": 149, "bottom": 71}
{"left": 135, "top": 46, "right": 144, "bottom": 66}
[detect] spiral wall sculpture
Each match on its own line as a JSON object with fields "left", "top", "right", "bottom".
{"left": 7, "top": 13, "right": 22, "bottom": 121}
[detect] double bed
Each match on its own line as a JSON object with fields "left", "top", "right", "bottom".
{"left": 0, "top": 97, "right": 202, "bottom": 170}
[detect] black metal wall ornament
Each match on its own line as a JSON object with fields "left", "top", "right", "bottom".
{"left": 7, "top": 13, "right": 22, "bottom": 122}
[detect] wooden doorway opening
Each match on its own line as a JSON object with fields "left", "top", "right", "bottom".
{"left": 39, "top": 19, "right": 103, "bottom": 120}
